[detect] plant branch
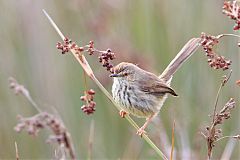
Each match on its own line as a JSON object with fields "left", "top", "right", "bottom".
{"left": 217, "top": 33, "right": 240, "bottom": 39}
{"left": 212, "top": 70, "right": 232, "bottom": 124}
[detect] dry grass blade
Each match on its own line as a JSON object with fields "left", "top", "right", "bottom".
{"left": 43, "top": 10, "right": 93, "bottom": 78}
{"left": 220, "top": 139, "right": 237, "bottom": 160}
{"left": 170, "top": 120, "right": 175, "bottom": 160}
{"left": 43, "top": 9, "right": 168, "bottom": 160}
{"left": 88, "top": 120, "right": 95, "bottom": 160}
{"left": 15, "top": 141, "right": 19, "bottom": 160}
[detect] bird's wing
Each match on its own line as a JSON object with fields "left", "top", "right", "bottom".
{"left": 138, "top": 74, "right": 178, "bottom": 97}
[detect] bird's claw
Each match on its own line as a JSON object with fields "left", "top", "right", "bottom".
{"left": 136, "top": 127, "right": 146, "bottom": 137}
{"left": 119, "top": 110, "right": 128, "bottom": 118}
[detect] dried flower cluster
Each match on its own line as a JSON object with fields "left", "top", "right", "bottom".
{"left": 86, "top": 41, "right": 115, "bottom": 73}
{"left": 80, "top": 89, "right": 96, "bottom": 115}
{"left": 200, "top": 71, "right": 240, "bottom": 159}
{"left": 56, "top": 38, "right": 70, "bottom": 54}
{"left": 200, "top": 33, "right": 231, "bottom": 70}
{"left": 222, "top": 0, "right": 240, "bottom": 30}
{"left": 213, "top": 98, "right": 235, "bottom": 126}
{"left": 56, "top": 37, "right": 84, "bottom": 54}
{"left": 14, "top": 112, "right": 75, "bottom": 159}
{"left": 202, "top": 98, "right": 237, "bottom": 158}
{"left": 9, "top": 77, "right": 29, "bottom": 96}
{"left": 56, "top": 38, "right": 115, "bottom": 73}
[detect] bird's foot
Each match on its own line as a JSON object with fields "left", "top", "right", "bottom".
{"left": 119, "top": 110, "right": 128, "bottom": 118}
{"left": 136, "top": 127, "right": 146, "bottom": 137}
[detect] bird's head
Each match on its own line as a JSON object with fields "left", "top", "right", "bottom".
{"left": 110, "top": 62, "right": 138, "bottom": 80}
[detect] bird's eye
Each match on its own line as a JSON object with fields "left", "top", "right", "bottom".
{"left": 119, "top": 67, "right": 126, "bottom": 73}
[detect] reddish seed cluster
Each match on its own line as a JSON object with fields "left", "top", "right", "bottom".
{"left": 87, "top": 40, "right": 94, "bottom": 55}
{"left": 85, "top": 41, "right": 115, "bottom": 73}
{"left": 80, "top": 89, "right": 96, "bottom": 115}
{"left": 200, "top": 33, "right": 231, "bottom": 70}
{"left": 98, "top": 48, "right": 115, "bottom": 73}
{"left": 56, "top": 37, "right": 84, "bottom": 54}
{"left": 222, "top": 1, "right": 240, "bottom": 30}
{"left": 214, "top": 98, "right": 236, "bottom": 125}
{"left": 56, "top": 38, "right": 71, "bottom": 54}
{"left": 56, "top": 38, "right": 115, "bottom": 73}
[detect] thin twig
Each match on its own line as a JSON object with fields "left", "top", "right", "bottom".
{"left": 15, "top": 141, "right": 19, "bottom": 160}
{"left": 83, "top": 69, "right": 88, "bottom": 91}
{"left": 9, "top": 77, "right": 41, "bottom": 113}
{"left": 212, "top": 70, "right": 232, "bottom": 124}
{"left": 211, "top": 83, "right": 223, "bottom": 124}
{"left": 215, "top": 135, "right": 239, "bottom": 142}
{"left": 217, "top": 33, "right": 240, "bottom": 39}
{"left": 25, "top": 92, "right": 41, "bottom": 113}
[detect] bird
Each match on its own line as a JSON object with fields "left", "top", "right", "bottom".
{"left": 110, "top": 62, "right": 178, "bottom": 136}
{"left": 109, "top": 38, "right": 200, "bottom": 136}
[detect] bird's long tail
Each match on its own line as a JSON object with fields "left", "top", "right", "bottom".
{"left": 159, "top": 38, "right": 201, "bottom": 83}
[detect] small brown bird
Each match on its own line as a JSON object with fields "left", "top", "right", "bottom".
{"left": 109, "top": 38, "right": 200, "bottom": 136}
{"left": 110, "top": 62, "right": 178, "bottom": 136}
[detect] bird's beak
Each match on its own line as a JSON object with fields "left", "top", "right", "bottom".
{"left": 109, "top": 73, "right": 120, "bottom": 77}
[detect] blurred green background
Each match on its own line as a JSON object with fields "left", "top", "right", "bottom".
{"left": 0, "top": 0, "right": 239, "bottom": 159}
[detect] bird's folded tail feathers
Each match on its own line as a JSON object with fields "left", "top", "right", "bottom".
{"left": 159, "top": 38, "right": 201, "bottom": 82}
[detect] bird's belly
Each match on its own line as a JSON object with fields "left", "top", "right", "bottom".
{"left": 112, "top": 80, "right": 167, "bottom": 118}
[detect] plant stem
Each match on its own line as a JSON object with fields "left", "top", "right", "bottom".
{"left": 211, "top": 83, "right": 223, "bottom": 124}
{"left": 215, "top": 136, "right": 237, "bottom": 143}
{"left": 15, "top": 141, "right": 19, "bottom": 160}
{"left": 217, "top": 33, "right": 240, "bottom": 39}
{"left": 212, "top": 70, "right": 232, "bottom": 124}
{"left": 170, "top": 120, "right": 175, "bottom": 160}
{"left": 25, "top": 92, "right": 41, "bottom": 113}
{"left": 88, "top": 120, "right": 94, "bottom": 160}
